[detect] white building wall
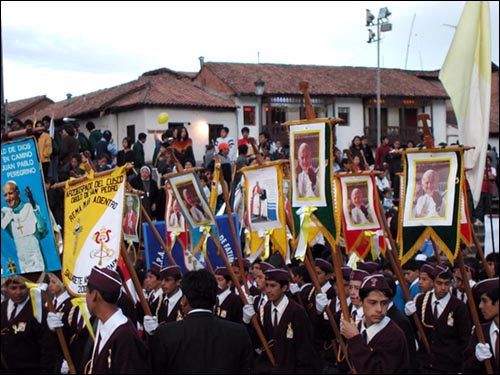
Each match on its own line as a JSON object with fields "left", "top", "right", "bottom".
{"left": 334, "top": 98, "right": 365, "bottom": 151}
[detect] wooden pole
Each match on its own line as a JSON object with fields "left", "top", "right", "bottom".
{"left": 303, "top": 251, "right": 355, "bottom": 374}
{"left": 216, "top": 156, "right": 251, "bottom": 295}
{"left": 457, "top": 252, "right": 494, "bottom": 374}
{"left": 44, "top": 291, "right": 77, "bottom": 374}
{"left": 376, "top": 199, "right": 432, "bottom": 354}
{"left": 120, "top": 243, "right": 152, "bottom": 316}
{"left": 471, "top": 226, "right": 494, "bottom": 278}
{"left": 208, "top": 231, "right": 276, "bottom": 366}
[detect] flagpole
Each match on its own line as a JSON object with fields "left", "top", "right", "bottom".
{"left": 208, "top": 230, "right": 276, "bottom": 366}
{"left": 44, "top": 291, "right": 77, "bottom": 374}
{"left": 303, "top": 248, "right": 355, "bottom": 374}
{"left": 215, "top": 155, "right": 251, "bottom": 296}
{"left": 120, "top": 242, "right": 152, "bottom": 316}
{"left": 457, "top": 252, "right": 494, "bottom": 374}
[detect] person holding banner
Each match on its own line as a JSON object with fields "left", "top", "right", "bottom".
{"left": 1, "top": 275, "right": 58, "bottom": 373}
{"left": 2, "top": 181, "right": 48, "bottom": 273}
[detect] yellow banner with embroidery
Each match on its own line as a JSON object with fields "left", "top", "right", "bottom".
{"left": 62, "top": 166, "right": 127, "bottom": 296}
{"left": 25, "top": 281, "right": 48, "bottom": 323}
{"left": 240, "top": 161, "right": 289, "bottom": 261}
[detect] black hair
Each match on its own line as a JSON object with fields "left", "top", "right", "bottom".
{"left": 181, "top": 269, "right": 217, "bottom": 310}
{"left": 241, "top": 127, "right": 250, "bottom": 134}
{"left": 293, "top": 265, "right": 312, "bottom": 284}
{"left": 87, "top": 282, "right": 120, "bottom": 304}
{"left": 381, "top": 271, "right": 397, "bottom": 298}
{"left": 138, "top": 132, "right": 147, "bottom": 140}
{"left": 359, "top": 286, "right": 393, "bottom": 301}
{"left": 86, "top": 121, "right": 96, "bottom": 131}
{"left": 238, "top": 144, "right": 248, "bottom": 155}
{"left": 42, "top": 115, "right": 52, "bottom": 123}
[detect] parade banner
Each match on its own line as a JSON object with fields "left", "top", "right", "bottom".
{"left": 62, "top": 166, "right": 126, "bottom": 295}
{"left": 165, "top": 188, "right": 188, "bottom": 249}
{"left": 460, "top": 188, "right": 473, "bottom": 247}
{"left": 123, "top": 193, "right": 141, "bottom": 243}
{"left": 1, "top": 137, "right": 61, "bottom": 276}
{"left": 240, "top": 162, "right": 288, "bottom": 261}
{"left": 166, "top": 171, "right": 218, "bottom": 268}
{"left": 338, "top": 173, "right": 386, "bottom": 259}
{"left": 398, "top": 150, "right": 463, "bottom": 265}
{"left": 144, "top": 214, "right": 240, "bottom": 274}
{"left": 288, "top": 121, "right": 339, "bottom": 259}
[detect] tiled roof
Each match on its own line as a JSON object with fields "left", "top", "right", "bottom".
{"left": 41, "top": 68, "right": 236, "bottom": 120}
{"left": 6, "top": 95, "right": 54, "bottom": 118}
{"left": 199, "top": 62, "right": 449, "bottom": 98}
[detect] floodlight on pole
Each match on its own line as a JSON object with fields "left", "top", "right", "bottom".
{"left": 365, "top": 7, "right": 392, "bottom": 147}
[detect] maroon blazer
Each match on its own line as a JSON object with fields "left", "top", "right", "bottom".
{"left": 463, "top": 321, "right": 499, "bottom": 374}
{"left": 415, "top": 291, "right": 472, "bottom": 373}
{"left": 347, "top": 319, "right": 410, "bottom": 374}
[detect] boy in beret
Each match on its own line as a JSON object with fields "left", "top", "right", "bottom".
{"left": 463, "top": 277, "right": 499, "bottom": 373}
{"left": 341, "top": 274, "right": 410, "bottom": 373}
{"left": 214, "top": 267, "right": 243, "bottom": 323}
{"left": 242, "top": 268, "right": 320, "bottom": 373}
{"left": 86, "top": 266, "right": 150, "bottom": 374}
{"left": 404, "top": 265, "right": 471, "bottom": 373}
{"left": 1, "top": 275, "right": 58, "bottom": 373}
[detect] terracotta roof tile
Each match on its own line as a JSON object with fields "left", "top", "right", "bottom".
{"left": 201, "top": 62, "right": 449, "bottom": 98}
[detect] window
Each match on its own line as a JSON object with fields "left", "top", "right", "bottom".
{"left": 338, "top": 107, "right": 350, "bottom": 126}
{"left": 270, "top": 107, "right": 286, "bottom": 124}
{"left": 208, "top": 124, "right": 223, "bottom": 144}
{"left": 126, "top": 125, "right": 135, "bottom": 142}
{"left": 243, "top": 106, "right": 256, "bottom": 125}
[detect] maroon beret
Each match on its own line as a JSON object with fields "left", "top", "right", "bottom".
{"left": 341, "top": 265, "right": 352, "bottom": 280}
{"left": 433, "top": 265, "right": 452, "bottom": 280}
{"left": 160, "top": 265, "right": 181, "bottom": 279}
{"left": 356, "top": 261, "right": 379, "bottom": 274}
{"left": 315, "top": 258, "right": 333, "bottom": 274}
{"left": 215, "top": 267, "right": 231, "bottom": 277}
{"left": 472, "top": 277, "right": 499, "bottom": 297}
{"left": 265, "top": 269, "right": 289, "bottom": 282}
{"left": 420, "top": 264, "right": 435, "bottom": 279}
{"left": 350, "top": 269, "right": 370, "bottom": 282}
{"left": 87, "top": 266, "right": 122, "bottom": 298}
{"left": 360, "top": 274, "right": 390, "bottom": 291}
{"left": 149, "top": 262, "right": 162, "bottom": 278}
{"left": 231, "top": 258, "right": 251, "bottom": 270}
{"left": 260, "top": 261, "right": 275, "bottom": 273}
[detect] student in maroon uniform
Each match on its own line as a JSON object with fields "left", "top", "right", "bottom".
{"left": 463, "top": 277, "right": 499, "bottom": 374}
{"left": 85, "top": 266, "right": 150, "bottom": 374}
{"left": 341, "top": 274, "right": 410, "bottom": 374}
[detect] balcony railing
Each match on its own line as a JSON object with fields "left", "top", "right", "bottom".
{"left": 364, "top": 126, "right": 423, "bottom": 146}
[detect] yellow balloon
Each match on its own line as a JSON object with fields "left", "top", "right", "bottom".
{"left": 158, "top": 112, "right": 169, "bottom": 124}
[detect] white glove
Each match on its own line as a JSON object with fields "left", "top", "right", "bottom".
{"left": 143, "top": 315, "right": 159, "bottom": 335}
{"left": 60, "top": 359, "right": 69, "bottom": 374}
{"left": 475, "top": 342, "right": 493, "bottom": 361}
{"left": 47, "top": 312, "right": 64, "bottom": 331}
{"left": 289, "top": 282, "right": 300, "bottom": 294}
{"left": 315, "top": 293, "right": 329, "bottom": 312}
{"left": 242, "top": 304, "right": 256, "bottom": 324}
{"left": 246, "top": 295, "right": 255, "bottom": 305}
{"left": 404, "top": 301, "right": 417, "bottom": 316}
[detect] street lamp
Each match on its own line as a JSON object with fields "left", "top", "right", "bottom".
{"left": 366, "top": 7, "right": 392, "bottom": 146}
{"left": 254, "top": 77, "right": 265, "bottom": 130}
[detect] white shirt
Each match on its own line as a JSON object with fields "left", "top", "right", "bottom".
{"left": 95, "top": 308, "right": 128, "bottom": 354}
{"left": 271, "top": 294, "right": 289, "bottom": 326}
{"left": 165, "top": 289, "right": 183, "bottom": 316}
{"left": 431, "top": 292, "right": 451, "bottom": 319}
{"left": 360, "top": 315, "right": 391, "bottom": 343}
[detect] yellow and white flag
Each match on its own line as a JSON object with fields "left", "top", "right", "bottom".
{"left": 439, "top": 1, "right": 491, "bottom": 206}
{"left": 62, "top": 167, "right": 127, "bottom": 295}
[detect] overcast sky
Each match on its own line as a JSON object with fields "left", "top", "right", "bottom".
{"left": 2, "top": 1, "right": 499, "bottom": 102}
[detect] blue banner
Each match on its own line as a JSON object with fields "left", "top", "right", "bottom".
{"left": 1, "top": 137, "right": 61, "bottom": 276}
{"left": 143, "top": 214, "right": 241, "bottom": 274}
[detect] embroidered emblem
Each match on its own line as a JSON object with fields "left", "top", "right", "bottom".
{"left": 286, "top": 323, "right": 293, "bottom": 339}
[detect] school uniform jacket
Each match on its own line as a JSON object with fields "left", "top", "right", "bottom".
{"left": 463, "top": 321, "right": 499, "bottom": 374}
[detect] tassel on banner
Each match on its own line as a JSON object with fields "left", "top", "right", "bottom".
{"left": 364, "top": 230, "right": 383, "bottom": 260}
{"left": 258, "top": 229, "right": 273, "bottom": 260}
{"left": 71, "top": 297, "right": 95, "bottom": 340}
{"left": 295, "top": 206, "right": 318, "bottom": 261}
{"left": 25, "top": 281, "right": 48, "bottom": 323}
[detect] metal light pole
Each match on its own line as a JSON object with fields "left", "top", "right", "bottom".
{"left": 367, "top": 7, "right": 392, "bottom": 146}
{"left": 254, "top": 78, "right": 265, "bottom": 131}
